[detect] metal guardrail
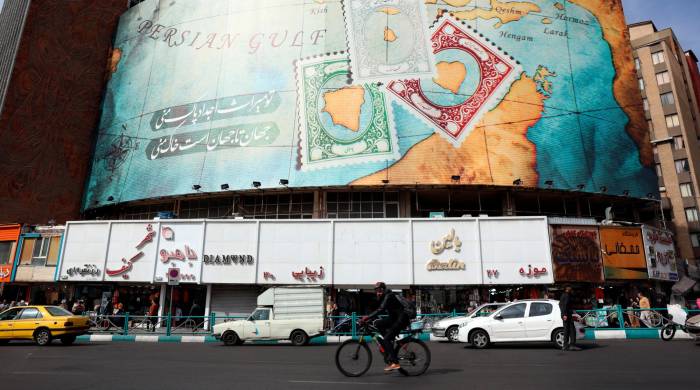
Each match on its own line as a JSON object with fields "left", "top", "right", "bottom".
{"left": 84, "top": 308, "right": 700, "bottom": 337}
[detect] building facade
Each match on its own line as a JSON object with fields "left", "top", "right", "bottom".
{"left": 630, "top": 21, "right": 700, "bottom": 281}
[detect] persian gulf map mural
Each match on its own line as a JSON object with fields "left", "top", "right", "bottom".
{"left": 85, "top": 0, "right": 657, "bottom": 208}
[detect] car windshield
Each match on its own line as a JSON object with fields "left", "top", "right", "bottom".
{"left": 45, "top": 306, "right": 74, "bottom": 317}
{"left": 471, "top": 304, "right": 503, "bottom": 317}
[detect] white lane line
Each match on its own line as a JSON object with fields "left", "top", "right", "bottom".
{"left": 289, "top": 380, "right": 388, "bottom": 385}
{"left": 12, "top": 371, "right": 84, "bottom": 375}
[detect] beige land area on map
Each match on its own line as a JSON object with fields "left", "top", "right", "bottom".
{"left": 425, "top": 0, "right": 540, "bottom": 28}
{"left": 352, "top": 0, "right": 651, "bottom": 186}
{"left": 433, "top": 61, "right": 467, "bottom": 94}
{"left": 322, "top": 86, "right": 366, "bottom": 132}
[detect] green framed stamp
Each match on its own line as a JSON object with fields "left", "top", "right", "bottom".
{"left": 296, "top": 52, "right": 399, "bottom": 171}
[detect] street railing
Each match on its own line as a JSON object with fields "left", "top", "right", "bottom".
{"left": 574, "top": 307, "right": 700, "bottom": 330}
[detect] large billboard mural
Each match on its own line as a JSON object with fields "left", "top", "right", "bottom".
{"left": 84, "top": 0, "right": 656, "bottom": 208}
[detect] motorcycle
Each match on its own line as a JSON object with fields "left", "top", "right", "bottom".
{"left": 660, "top": 304, "right": 689, "bottom": 341}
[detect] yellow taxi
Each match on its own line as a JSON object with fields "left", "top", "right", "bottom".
{"left": 0, "top": 305, "right": 90, "bottom": 346}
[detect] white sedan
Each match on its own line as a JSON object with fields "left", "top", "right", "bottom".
{"left": 431, "top": 303, "right": 506, "bottom": 342}
{"left": 456, "top": 299, "right": 584, "bottom": 349}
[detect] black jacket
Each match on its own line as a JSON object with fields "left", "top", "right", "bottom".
{"left": 367, "top": 291, "right": 404, "bottom": 320}
{"left": 559, "top": 292, "right": 573, "bottom": 317}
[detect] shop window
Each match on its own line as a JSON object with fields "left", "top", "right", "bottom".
{"left": 680, "top": 183, "right": 693, "bottom": 197}
{"left": 656, "top": 71, "right": 670, "bottom": 85}
{"left": 652, "top": 51, "right": 665, "bottom": 65}
{"left": 665, "top": 114, "right": 680, "bottom": 128}
{"left": 685, "top": 207, "right": 699, "bottom": 223}
{"left": 239, "top": 193, "right": 313, "bottom": 219}
{"left": 326, "top": 191, "right": 399, "bottom": 219}
{"left": 498, "top": 303, "right": 526, "bottom": 319}
{"left": 691, "top": 233, "right": 700, "bottom": 247}
{"left": 675, "top": 159, "right": 689, "bottom": 173}
{"left": 528, "top": 302, "right": 553, "bottom": 317}
{"left": 0, "top": 241, "right": 12, "bottom": 265}
{"left": 673, "top": 136, "right": 684, "bottom": 150}
{"left": 660, "top": 92, "right": 675, "bottom": 106}
{"left": 19, "top": 236, "right": 61, "bottom": 266}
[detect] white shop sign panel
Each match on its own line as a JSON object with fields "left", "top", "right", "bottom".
{"left": 201, "top": 221, "right": 258, "bottom": 284}
{"left": 104, "top": 222, "right": 159, "bottom": 283}
{"left": 412, "top": 219, "right": 481, "bottom": 285}
{"left": 480, "top": 217, "right": 554, "bottom": 285}
{"left": 334, "top": 221, "right": 411, "bottom": 286}
{"left": 641, "top": 226, "right": 679, "bottom": 281}
{"left": 153, "top": 222, "right": 205, "bottom": 284}
{"left": 59, "top": 222, "right": 110, "bottom": 282}
{"left": 257, "top": 221, "right": 332, "bottom": 285}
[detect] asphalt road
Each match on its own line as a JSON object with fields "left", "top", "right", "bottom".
{"left": 0, "top": 339, "right": 697, "bottom": 390}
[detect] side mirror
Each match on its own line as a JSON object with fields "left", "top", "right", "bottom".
{"left": 495, "top": 314, "right": 503, "bottom": 320}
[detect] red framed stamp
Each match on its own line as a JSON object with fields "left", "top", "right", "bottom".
{"left": 387, "top": 14, "right": 521, "bottom": 147}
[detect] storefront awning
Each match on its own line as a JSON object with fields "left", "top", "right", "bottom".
{"left": 671, "top": 276, "right": 697, "bottom": 295}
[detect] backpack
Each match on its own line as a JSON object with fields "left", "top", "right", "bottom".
{"left": 395, "top": 293, "right": 417, "bottom": 320}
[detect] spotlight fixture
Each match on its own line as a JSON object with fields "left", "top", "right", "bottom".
{"left": 107, "top": 196, "right": 114, "bottom": 201}
{"left": 622, "top": 190, "right": 630, "bottom": 196}
{"left": 599, "top": 186, "right": 607, "bottom": 193}
{"left": 451, "top": 175, "right": 461, "bottom": 181}
{"left": 646, "top": 192, "right": 655, "bottom": 199}
{"left": 381, "top": 179, "right": 389, "bottom": 184}
{"left": 192, "top": 184, "right": 201, "bottom": 190}
{"left": 279, "top": 179, "right": 289, "bottom": 186}
{"left": 221, "top": 184, "right": 229, "bottom": 190}
{"left": 512, "top": 178, "right": 522, "bottom": 186}
{"left": 544, "top": 180, "right": 553, "bottom": 188}
{"left": 576, "top": 184, "right": 585, "bottom": 191}
{"left": 252, "top": 181, "right": 261, "bottom": 188}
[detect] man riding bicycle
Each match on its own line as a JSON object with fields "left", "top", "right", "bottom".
{"left": 360, "top": 282, "right": 411, "bottom": 372}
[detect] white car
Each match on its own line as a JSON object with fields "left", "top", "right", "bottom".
{"left": 431, "top": 303, "right": 506, "bottom": 342}
{"left": 456, "top": 299, "right": 584, "bottom": 349}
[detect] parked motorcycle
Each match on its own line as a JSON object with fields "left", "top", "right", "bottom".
{"left": 661, "top": 304, "right": 689, "bottom": 341}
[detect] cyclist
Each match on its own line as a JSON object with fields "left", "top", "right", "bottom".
{"left": 360, "top": 282, "right": 410, "bottom": 372}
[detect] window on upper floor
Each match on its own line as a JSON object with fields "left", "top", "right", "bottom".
{"left": 635, "top": 58, "right": 641, "bottom": 70}
{"left": 666, "top": 114, "right": 680, "bottom": 128}
{"left": 18, "top": 236, "right": 61, "bottom": 267}
{"left": 655, "top": 164, "right": 662, "bottom": 177}
{"left": 673, "top": 136, "right": 685, "bottom": 150}
{"left": 675, "top": 159, "right": 689, "bottom": 173}
{"left": 326, "top": 191, "right": 399, "bottom": 219}
{"left": 680, "top": 183, "right": 694, "bottom": 197}
{"left": 0, "top": 241, "right": 13, "bottom": 265}
{"left": 652, "top": 51, "right": 666, "bottom": 65}
{"left": 656, "top": 71, "right": 671, "bottom": 85}
{"left": 691, "top": 233, "right": 700, "bottom": 247}
{"left": 686, "top": 207, "right": 699, "bottom": 222}
{"left": 660, "top": 92, "right": 675, "bottom": 106}
{"left": 643, "top": 98, "right": 649, "bottom": 111}
{"left": 639, "top": 78, "right": 645, "bottom": 90}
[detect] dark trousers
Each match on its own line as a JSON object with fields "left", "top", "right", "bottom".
{"left": 563, "top": 316, "right": 576, "bottom": 349}
{"left": 375, "top": 314, "right": 410, "bottom": 364}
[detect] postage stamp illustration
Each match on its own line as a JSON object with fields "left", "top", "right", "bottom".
{"left": 387, "top": 14, "right": 522, "bottom": 147}
{"left": 296, "top": 53, "right": 399, "bottom": 171}
{"left": 344, "top": 0, "right": 436, "bottom": 83}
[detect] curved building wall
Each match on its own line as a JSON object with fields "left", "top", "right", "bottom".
{"left": 84, "top": 0, "right": 657, "bottom": 210}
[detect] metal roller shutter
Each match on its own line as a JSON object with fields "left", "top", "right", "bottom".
{"left": 210, "top": 286, "right": 261, "bottom": 319}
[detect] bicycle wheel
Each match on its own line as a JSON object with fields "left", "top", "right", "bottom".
{"left": 397, "top": 339, "right": 431, "bottom": 376}
{"left": 660, "top": 324, "right": 676, "bottom": 341}
{"left": 335, "top": 339, "right": 372, "bottom": 377}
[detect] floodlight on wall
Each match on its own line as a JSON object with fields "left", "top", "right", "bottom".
{"left": 279, "top": 179, "right": 289, "bottom": 186}
{"left": 599, "top": 186, "right": 607, "bottom": 193}
{"left": 451, "top": 175, "right": 461, "bottom": 182}
{"left": 646, "top": 192, "right": 655, "bottom": 199}
{"left": 622, "top": 190, "right": 630, "bottom": 196}
{"left": 576, "top": 184, "right": 585, "bottom": 191}
{"left": 252, "top": 181, "right": 262, "bottom": 188}
{"left": 544, "top": 180, "right": 553, "bottom": 188}
{"left": 221, "top": 184, "right": 229, "bottom": 190}
{"left": 107, "top": 196, "right": 114, "bottom": 201}
{"left": 192, "top": 184, "right": 201, "bottom": 190}
{"left": 512, "top": 178, "right": 522, "bottom": 186}
{"left": 381, "top": 179, "right": 390, "bottom": 184}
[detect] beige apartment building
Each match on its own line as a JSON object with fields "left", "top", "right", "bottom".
{"left": 630, "top": 21, "right": 700, "bottom": 282}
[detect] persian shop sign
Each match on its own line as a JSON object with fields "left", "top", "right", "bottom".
{"left": 600, "top": 226, "right": 648, "bottom": 280}
{"left": 203, "top": 254, "right": 255, "bottom": 265}
{"left": 426, "top": 229, "right": 466, "bottom": 271}
{"left": 641, "top": 226, "right": 678, "bottom": 281}
{"left": 550, "top": 225, "right": 604, "bottom": 283}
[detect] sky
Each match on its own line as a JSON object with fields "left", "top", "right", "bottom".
{"left": 622, "top": 0, "right": 700, "bottom": 54}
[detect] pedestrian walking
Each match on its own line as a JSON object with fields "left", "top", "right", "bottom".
{"left": 147, "top": 298, "right": 159, "bottom": 332}
{"left": 559, "top": 286, "right": 579, "bottom": 351}
{"left": 638, "top": 291, "right": 651, "bottom": 327}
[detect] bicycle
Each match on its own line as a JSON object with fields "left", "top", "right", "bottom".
{"left": 335, "top": 320, "right": 431, "bottom": 377}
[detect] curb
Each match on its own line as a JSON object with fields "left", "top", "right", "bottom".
{"left": 77, "top": 330, "right": 688, "bottom": 344}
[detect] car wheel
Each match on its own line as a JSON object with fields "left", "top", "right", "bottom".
{"left": 446, "top": 326, "right": 459, "bottom": 342}
{"left": 553, "top": 328, "right": 565, "bottom": 349}
{"left": 290, "top": 330, "right": 309, "bottom": 346}
{"left": 222, "top": 331, "right": 240, "bottom": 346}
{"left": 60, "top": 335, "right": 77, "bottom": 345}
{"left": 34, "top": 328, "right": 52, "bottom": 346}
{"left": 470, "top": 329, "right": 490, "bottom": 349}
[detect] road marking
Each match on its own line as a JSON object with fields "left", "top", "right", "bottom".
{"left": 289, "top": 380, "right": 387, "bottom": 385}
{"left": 12, "top": 371, "right": 84, "bottom": 376}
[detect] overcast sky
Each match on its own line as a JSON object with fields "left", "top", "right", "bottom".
{"left": 622, "top": 0, "right": 700, "bottom": 54}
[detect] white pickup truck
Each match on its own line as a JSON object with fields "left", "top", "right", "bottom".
{"left": 213, "top": 286, "right": 325, "bottom": 346}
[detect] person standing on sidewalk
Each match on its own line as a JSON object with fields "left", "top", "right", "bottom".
{"left": 559, "top": 286, "right": 579, "bottom": 351}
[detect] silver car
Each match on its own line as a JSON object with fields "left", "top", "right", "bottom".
{"left": 431, "top": 303, "right": 506, "bottom": 342}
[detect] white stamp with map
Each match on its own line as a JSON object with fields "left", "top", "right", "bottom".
{"left": 296, "top": 53, "right": 400, "bottom": 171}
{"left": 344, "top": 0, "right": 436, "bottom": 83}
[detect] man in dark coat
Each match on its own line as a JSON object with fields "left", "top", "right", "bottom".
{"left": 559, "top": 286, "right": 579, "bottom": 351}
